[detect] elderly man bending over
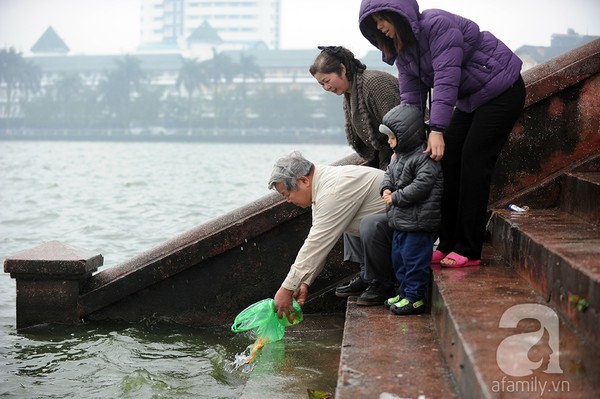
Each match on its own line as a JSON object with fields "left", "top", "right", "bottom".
{"left": 268, "top": 151, "right": 396, "bottom": 317}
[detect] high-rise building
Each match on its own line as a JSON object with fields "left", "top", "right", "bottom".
{"left": 140, "top": 0, "right": 281, "bottom": 51}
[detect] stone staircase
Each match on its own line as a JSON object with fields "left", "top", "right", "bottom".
{"left": 336, "top": 163, "right": 600, "bottom": 398}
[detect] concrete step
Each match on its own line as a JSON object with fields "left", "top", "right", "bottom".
{"left": 561, "top": 172, "right": 600, "bottom": 225}
{"left": 489, "top": 208, "right": 600, "bottom": 348}
{"left": 432, "top": 244, "right": 600, "bottom": 398}
{"left": 335, "top": 297, "right": 458, "bottom": 398}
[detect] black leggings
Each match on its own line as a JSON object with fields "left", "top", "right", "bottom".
{"left": 437, "top": 75, "right": 526, "bottom": 259}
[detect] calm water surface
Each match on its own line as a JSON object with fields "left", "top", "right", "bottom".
{"left": 0, "top": 140, "right": 353, "bottom": 398}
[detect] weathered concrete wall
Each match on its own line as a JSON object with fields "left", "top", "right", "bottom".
{"left": 83, "top": 209, "right": 353, "bottom": 326}
{"left": 490, "top": 39, "right": 600, "bottom": 208}
{"left": 78, "top": 154, "right": 365, "bottom": 327}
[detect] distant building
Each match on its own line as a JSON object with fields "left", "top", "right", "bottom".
{"left": 6, "top": 3, "right": 593, "bottom": 124}
{"left": 515, "top": 29, "right": 599, "bottom": 71}
{"left": 16, "top": 5, "right": 396, "bottom": 103}
{"left": 139, "top": 0, "right": 281, "bottom": 54}
{"left": 30, "top": 26, "right": 70, "bottom": 54}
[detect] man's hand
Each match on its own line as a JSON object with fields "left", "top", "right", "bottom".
{"left": 294, "top": 283, "right": 309, "bottom": 306}
{"left": 274, "top": 286, "right": 294, "bottom": 318}
{"left": 274, "top": 284, "right": 309, "bottom": 318}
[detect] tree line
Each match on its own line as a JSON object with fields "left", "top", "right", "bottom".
{"left": 0, "top": 47, "right": 343, "bottom": 133}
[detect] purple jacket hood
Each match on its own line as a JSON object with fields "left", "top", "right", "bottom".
{"left": 359, "top": 0, "right": 523, "bottom": 132}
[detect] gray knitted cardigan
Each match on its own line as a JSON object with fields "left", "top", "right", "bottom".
{"left": 343, "top": 69, "right": 400, "bottom": 169}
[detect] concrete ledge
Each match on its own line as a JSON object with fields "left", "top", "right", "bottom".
{"left": 4, "top": 240, "right": 102, "bottom": 277}
{"left": 4, "top": 241, "right": 102, "bottom": 328}
{"left": 336, "top": 297, "right": 457, "bottom": 398}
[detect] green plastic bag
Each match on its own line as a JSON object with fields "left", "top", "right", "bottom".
{"left": 231, "top": 298, "right": 303, "bottom": 342}
{"left": 231, "top": 298, "right": 303, "bottom": 363}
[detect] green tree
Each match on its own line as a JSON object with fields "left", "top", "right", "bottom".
{"left": 161, "top": 94, "right": 187, "bottom": 128}
{"left": 202, "top": 50, "right": 236, "bottom": 126}
{"left": 176, "top": 58, "right": 209, "bottom": 129}
{"left": 205, "top": 49, "right": 236, "bottom": 85}
{"left": 235, "top": 53, "right": 264, "bottom": 128}
{"left": 237, "top": 53, "right": 264, "bottom": 91}
{"left": 251, "top": 87, "right": 313, "bottom": 129}
{"left": 98, "top": 55, "right": 146, "bottom": 128}
{"left": 22, "top": 94, "right": 59, "bottom": 128}
{"left": 52, "top": 73, "right": 89, "bottom": 127}
{"left": 0, "top": 47, "right": 41, "bottom": 130}
{"left": 310, "top": 92, "right": 344, "bottom": 129}
{"left": 130, "top": 86, "right": 163, "bottom": 128}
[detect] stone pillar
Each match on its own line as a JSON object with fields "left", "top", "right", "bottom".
{"left": 3, "top": 241, "right": 103, "bottom": 329}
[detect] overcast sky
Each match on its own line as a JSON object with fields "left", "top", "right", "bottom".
{"left": 0, "top": 0, "right": 599, "bottom": 56}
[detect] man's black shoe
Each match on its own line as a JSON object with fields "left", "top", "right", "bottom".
{"left": 356, "top": 282, "right": 396, "bottom": 306}
{"left": 335, "top": 276, "right": 369, "bottom": 297}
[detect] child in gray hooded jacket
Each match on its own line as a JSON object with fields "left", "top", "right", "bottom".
{"left": 379, "top": 104, "right": 443, "bottom": 315}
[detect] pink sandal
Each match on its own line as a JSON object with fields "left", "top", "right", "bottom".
{"left": 431, "top": 250, "right": 447, "bottom": 264}
{"left": 440, "top": 252, "right": 480, "bottom": 268}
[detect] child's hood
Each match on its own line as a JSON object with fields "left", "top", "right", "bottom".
{"left": 380, "top": 104, "right": 426, "bottom": 154}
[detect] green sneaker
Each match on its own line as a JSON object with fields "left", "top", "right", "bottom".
{"left": 384, "top": 295, "right": 403, "bottom": 309}
{"left": 390, "top": 298, "right": 426, "bottom": 315}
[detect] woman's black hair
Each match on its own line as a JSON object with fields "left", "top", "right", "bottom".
{"left": 372, "top": 11, "right": 416, "bottom": 61}
{"left": 309, "top": 46, "right": 366, "bottom": 82}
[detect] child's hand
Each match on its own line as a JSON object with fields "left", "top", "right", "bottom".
{"left": 382, "top": 189, "right": 393, "bottom": 205}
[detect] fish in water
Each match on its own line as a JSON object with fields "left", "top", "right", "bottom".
{"left": 245, "top": 337, "right": 267, "bottom": 363}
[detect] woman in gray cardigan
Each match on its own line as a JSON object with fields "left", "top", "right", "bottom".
{"left": 310, "top": 46, "right": 400, "bottom": 170}
{"left": 309, "top": 46, "right": 401, "bottom": 300}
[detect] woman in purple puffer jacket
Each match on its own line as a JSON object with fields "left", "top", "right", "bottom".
{"left": 359, "top": 0, "right": 526, "bottom": 268}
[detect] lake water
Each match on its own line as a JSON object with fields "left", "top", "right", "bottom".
{"left": 0, "top": 140, "right": 354, "bottom": 398}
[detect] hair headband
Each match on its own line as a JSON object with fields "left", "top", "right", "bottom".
{"left": 317, "top": 46, "right": 342, "bottom": 55}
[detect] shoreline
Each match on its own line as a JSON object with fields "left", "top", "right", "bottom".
{"left": 0, "top": 128, "right": 347, "bottom": 145}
